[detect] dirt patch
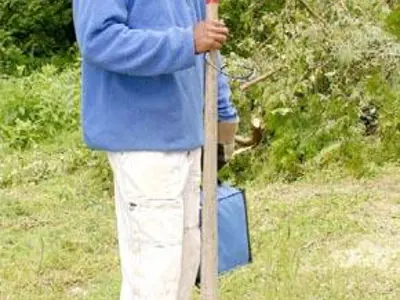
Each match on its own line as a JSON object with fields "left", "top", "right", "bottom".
{"left": 67, "top": 286, "right": 88, "bottom": 297}
{"left": 331, "top": 238, "right": 400, "bottom": 272}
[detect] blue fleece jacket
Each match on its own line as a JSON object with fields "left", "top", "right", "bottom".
{"left": 72, "top": 0, "right": 237, "bottom": 152}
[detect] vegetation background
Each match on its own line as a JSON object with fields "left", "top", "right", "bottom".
{"left": 1, "top": 0, "right": 400, "bottom": 299}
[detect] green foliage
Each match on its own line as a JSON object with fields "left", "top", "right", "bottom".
{"left": 385, "top": 5, "right": 400, "bottom": 39}
{"left": 0, "top": 63, "right": 113, "bottom": 191}
{"left": 0, "top": 0, "right": 75, "bottom": 74}
{"left": 221, "top": 0, "right": 400, "bottom": 184}
{"left": 0, "top": 29, "right": 28, "bottom": 74}
{"left": 365, "top": 74, "right": 400, "bottom": 161}
{"left": 220, "top": 0, "right": 286, "bottom": 55}
{"left": 0, "top": 0, "right": 74, "bottom": 54}
{"left": 0, "top": 64, "right": 80, "bottom": 149}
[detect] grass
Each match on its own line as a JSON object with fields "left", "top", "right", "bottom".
{"left": 221, "top": 168, "right": 400, "bottom": 300}
{"left": 1, "top": 139, "right": 400, "bottom": 299}
{"left": 0, "top": 171, "right": 119, "bottom": 299}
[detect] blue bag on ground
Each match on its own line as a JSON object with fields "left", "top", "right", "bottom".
{"left": 199, "top": 183, "right": 252, "bottom": 280}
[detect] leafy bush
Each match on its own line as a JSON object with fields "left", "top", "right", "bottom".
{"left": 221, "top": 0, "right": 400, "bottom": 183}
{"left": 385, "top": 5, "right": 400, "bottom": 39}
{"left": 0, "top": 64, "right": 80, "bottom": 149}
{"left": 0, "top": 29, "right": 28, "bottom": 74}
{"left": 0, "top": 0, "right": 75, "bottom": 74}
{"left": 365, "top": 74, "right": 400, "bottom": 161}
{"left": 220, "top": 0, "right": 286, "bottom": 55}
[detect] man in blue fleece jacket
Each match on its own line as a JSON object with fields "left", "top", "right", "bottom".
{"left": 73, "top": 0, "right": 238, "bottom": 299}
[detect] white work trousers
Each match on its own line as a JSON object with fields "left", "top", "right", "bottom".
{"left": 107, "top": 149, "right": 202, "bottom": 300}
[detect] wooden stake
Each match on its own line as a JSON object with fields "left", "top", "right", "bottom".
{"left": 201, "top": 0, "right": 219, "bottom": 299}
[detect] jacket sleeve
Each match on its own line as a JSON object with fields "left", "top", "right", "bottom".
{"left": 217, "top": 54, "right": 238, "bottom": 122}
{"left": 72, "top": 0, "right": 196, "bottom": 76}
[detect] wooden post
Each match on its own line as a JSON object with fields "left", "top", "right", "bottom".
{"left": 201, "top": 0, "right": 219, "bottom": 299}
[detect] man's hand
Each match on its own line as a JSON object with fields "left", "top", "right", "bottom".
{"left": 194, "top": 20, "right": 229, "bottom": 54}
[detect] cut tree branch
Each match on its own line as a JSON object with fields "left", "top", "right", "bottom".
{"left": 240, "top": 66, "right": 286, "bottom": 91}
{"left": 233, "top": 117, "right": 263, "bottom": 156}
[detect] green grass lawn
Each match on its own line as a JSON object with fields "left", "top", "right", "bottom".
{"left": 1, "top": 144, "right": 400, "bottom": 299}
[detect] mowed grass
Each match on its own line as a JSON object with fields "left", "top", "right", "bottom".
{"left": 1, "top": 143, "right": 400, "bottom": 299}
{"left": 0, "top": 170, "right": 120, "bottom": 299}
{"left": 221, "top": 169, "right": 400, "bottom": 300}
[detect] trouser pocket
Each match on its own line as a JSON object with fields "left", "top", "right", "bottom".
{"left": 108, "top": 151, "right": 190, "bottom": 245}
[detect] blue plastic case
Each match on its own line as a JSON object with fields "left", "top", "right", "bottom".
{"left": 199, "top": 184, "right": 252, "bottom": 280}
